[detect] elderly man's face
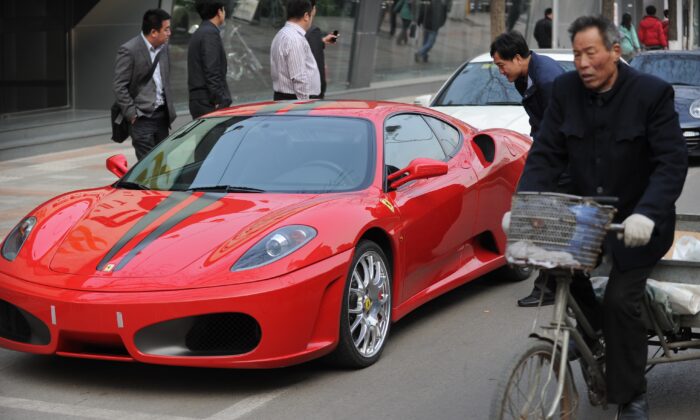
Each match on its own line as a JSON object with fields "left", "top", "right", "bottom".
{"left": 572, "top": 26, "right": 621, "bottom": 92}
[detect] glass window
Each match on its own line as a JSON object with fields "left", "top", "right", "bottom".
{"left": 630, "top": 55, "right": 700, "bottom": 86}
{"left": 423, "top": 116, "right": 461, "bottom": 157}
{"left": 384, "top": 114, "right": 446, "bottom": 170}
{"left": 124, "top": 115, "right": 375, "bottom": 193}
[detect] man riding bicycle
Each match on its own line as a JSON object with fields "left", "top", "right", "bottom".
{"left": 509, "top": 15, "right": 687, "bottom": 419}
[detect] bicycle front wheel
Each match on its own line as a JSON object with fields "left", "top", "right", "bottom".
{"left": 490, "top": 338, "right": 578, "bottom": 419}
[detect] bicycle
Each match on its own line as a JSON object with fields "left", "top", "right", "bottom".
{"left": 491, "top": 192, "right": 700, "bottom": 419}
{"left": 490, "top": 192, "right": 621, "bottom": 419}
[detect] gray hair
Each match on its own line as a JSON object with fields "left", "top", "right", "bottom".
{"left": 568, "top": 15, "right": 620, "bottom": 50}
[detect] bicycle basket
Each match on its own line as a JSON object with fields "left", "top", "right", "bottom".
{"left": 505, "top": 192, "right": 617, "bottom": 271}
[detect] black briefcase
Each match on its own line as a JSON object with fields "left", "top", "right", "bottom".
{"left": 110, "top": 102, "right": 129, "bottom": 143}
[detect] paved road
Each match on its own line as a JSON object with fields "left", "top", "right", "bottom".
{"left": 2, "top": 125, "right": 700, "bottom": 419}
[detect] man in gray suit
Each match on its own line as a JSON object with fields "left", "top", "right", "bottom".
{"left": 113, "top": 9, "right": 177, "bottom": 161}
{"left": 188, "top": 0, "right": 232, "bottom": 119}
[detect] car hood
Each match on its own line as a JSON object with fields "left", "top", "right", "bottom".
{"left": 431, "top": 106, "right": 530, "bottom": 136}
{"left": 673, "top": 85, "right": 700, "bottom": 126}
{"left": 29, "top": 188, "right": 336, "bottom": 290}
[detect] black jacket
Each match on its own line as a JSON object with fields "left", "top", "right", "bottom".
{"left": 187, "top": 20, "right": 231, "bottom": 107}
{"left": 514, "top": 51, "right": 564, "bottom": 138}
{"left": 418, "top": 0, "right": 451, "bottom": 31}
{"left": 533, "top": 17, "right": 552, "bottom": 48}
{"left": 518, "top": 63, "right": 688, "bottom": 270}
{"left": 305, "top": 26, "right": 326, "bottom": 97}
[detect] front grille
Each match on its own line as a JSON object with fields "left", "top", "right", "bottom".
{"left": 135, "top": 312, "right": 261, "bottom": 357}
{"left": 0, "top": 299, "right": 50, "bottom": 345}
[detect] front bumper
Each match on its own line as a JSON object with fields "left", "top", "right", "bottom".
{"left": 0, "top": 250, "right": 352, "bottom": 368}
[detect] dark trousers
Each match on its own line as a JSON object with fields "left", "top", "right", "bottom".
{"left": 130, "top": 106, "right": 169, "bottom": 161}
{"left": 570, "top": 263, "right": 653, "bottom": 404}
{"left": 189, "top": 99, "right": 216, "bottom": 119}
{"left": 273, "top": 92, "right": 321, "bottom": 101}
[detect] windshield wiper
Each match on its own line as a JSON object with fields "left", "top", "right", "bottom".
{"left": 114, "top": 181, "right": 150, "bottom": 190}
{"left": 672, "top": 82, "right": 697, "bottom": 87}
{"left": 187, "top": 185, "right": 266, "bottom": 193}
{"left": 484, "top": 101, "right": 520, "bottom": 105}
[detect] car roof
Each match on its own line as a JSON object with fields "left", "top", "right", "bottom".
{"left": 471, "top": 49, "right": 573, "bottom": 63}
{"left": 204, "top": 100, "right": 429, "bottom": 119}
{"left": 634, "top": 50, "right": 700, "bottom": 58}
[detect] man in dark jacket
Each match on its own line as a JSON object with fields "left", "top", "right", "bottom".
{"left": 491, "top": 31, "right": 565, "bottom": 307}
{"left": 187, "top": 0, "right": 231, "bottom": 119}
{"left": 305, "top": 25, "right": 338, "bottom": 99}
{"left": 533, "top": 7, "right": 553, "bottom": 48}
{"left": 514, "top": 16, "right": 687, "bottom": 418}
{"left": 415, "top": 0, "right": 451, "bottom": 63}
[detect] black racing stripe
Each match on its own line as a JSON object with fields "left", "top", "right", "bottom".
{"left": 113, "top": 193, "right": 225, "bottom": 272}
{"left": 96, "top": 191, "right": 191, "bottom": 271}
{"left": 283, "top": 100, "right": 327, "bottom": 115}
{"left": 254, "top": 102, "right": 295, "bottom": 115}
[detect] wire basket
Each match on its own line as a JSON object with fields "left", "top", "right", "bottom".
{"left": 506, "top": 192, "right": 617, "bottom": 271}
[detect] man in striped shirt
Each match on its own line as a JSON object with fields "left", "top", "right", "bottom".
{"left": 270, "top": 0, "right": 321, "bottom": 100}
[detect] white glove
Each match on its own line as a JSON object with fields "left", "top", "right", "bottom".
{"left": 502, "top": 211, "right": 511, "bottom": 234}
{"left": 621, "top": 213, "right": 655, "bottom": 248}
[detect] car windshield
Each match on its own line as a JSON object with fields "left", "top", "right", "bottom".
{"left": 630, "top": 55, "right": 700, "bottom": 86}
{"left": 119, "top": 115, "right": 375, "bottom": 193}
{"left": 433, "top": 60, "right": 574, "bottom": 106}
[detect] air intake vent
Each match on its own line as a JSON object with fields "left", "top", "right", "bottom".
{"left": 0, "top": 299, "right": 50, "bottom": 345}
{"left": 135, "top": 312, "right": 261, "bottom": 356}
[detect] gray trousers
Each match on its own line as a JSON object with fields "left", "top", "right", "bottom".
{"left": 130, "top": 106, "right": 169, "bottom": 161}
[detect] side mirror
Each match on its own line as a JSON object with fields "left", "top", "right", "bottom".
{"left": 388, "top": 158, "right": 448, "bottom": 189}
{"left": 413, "top": 94, "right": 432, "bottom": 107}
{"left": 106, "top": 154, "right": 128, "bottom": 178}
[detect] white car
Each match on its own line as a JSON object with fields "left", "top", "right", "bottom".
{"left": 416, "top": 50, "right": 574, "bottom": 136}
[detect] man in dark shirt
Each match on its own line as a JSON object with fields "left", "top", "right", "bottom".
{"left": 533, "top": 7, "right": 553, "bottom": 48}
{"left": 513, "top": 16, "right": 687, "bottom": 418}
{"left": 491, "top": 31, "right": 564, "bottom": 307}
{"left": 187, "top": 0, "right": 231, "bottom": 119}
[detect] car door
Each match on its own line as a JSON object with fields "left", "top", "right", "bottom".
{"left": 383, "top": 113, "right": 479, "bottom": 303}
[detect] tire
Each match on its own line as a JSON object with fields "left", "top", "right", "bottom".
{"left": 497, "top": 264, "right": 536, "bottom": 282}
{"left": 490, "top": 338, "right": 578, "bottom": 420}
{"left": 330, "top": 240, "right": 392, "bottom": 368}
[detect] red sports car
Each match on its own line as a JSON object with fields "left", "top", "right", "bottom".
{"left": 0, "top": 100, "right": 531, "bottom": 369}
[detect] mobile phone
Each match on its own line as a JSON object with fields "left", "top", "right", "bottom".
{"left": 331, "top": 30, "right": 339, "bottom": 43}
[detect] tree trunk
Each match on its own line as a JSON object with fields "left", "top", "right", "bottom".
{"left": 491, "top": 0, "right": 505, "bottom": 39}
{"left": 601, "top": 0, "right": 614, "bottom": 22}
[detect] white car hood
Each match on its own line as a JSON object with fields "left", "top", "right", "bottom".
{"left": 431, "top": 105, "right": 531, "bottom": 136}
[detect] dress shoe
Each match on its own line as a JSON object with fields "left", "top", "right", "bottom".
{"left": 517, "top": 290, "right": 555, "bottom": 307}
{"left": 616, "top": 393, "right": 648, "bottom": 420}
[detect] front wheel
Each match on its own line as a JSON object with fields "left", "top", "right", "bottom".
{"left": 330, "top": 240, "right": 392, "bottom": 368}
{"left": 490, "top": 338, "right": 578, "bottom": 419}
{"left": 497, "top": 264, "right": 536, "bottom": 282}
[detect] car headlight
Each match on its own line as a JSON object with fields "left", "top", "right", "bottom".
{"left": 1, "top": 217, "right": 37, "bottom": 261}
{"left": 690, "top": 99, "right": 700, "bottom": 119}
{"left": 231, "top": 225, "right": 317, "bottom": 271}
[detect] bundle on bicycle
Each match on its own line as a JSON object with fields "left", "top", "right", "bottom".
{"left": 491, "top": 192, "right": 700, "bottom": 420}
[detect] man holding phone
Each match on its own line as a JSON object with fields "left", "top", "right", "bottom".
{"left": 306, "top": 26, "right": 338, "bottom": 98}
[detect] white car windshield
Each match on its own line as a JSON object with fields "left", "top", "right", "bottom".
{"left": 433, "top": 61, "right": 575, "bottom": 106}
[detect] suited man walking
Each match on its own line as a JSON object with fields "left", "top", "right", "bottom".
{"left": 188, "top": 0, "right": 231, "bottom": 119}
{"left": 113, "top": 9, "right": 176, "bottom": 161}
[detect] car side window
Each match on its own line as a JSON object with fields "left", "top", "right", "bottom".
{"left": 423, "top": 116, "right": 461, "bottom": 157}
{"left": 384, "top": 114, "right": 446, "bottom": 170}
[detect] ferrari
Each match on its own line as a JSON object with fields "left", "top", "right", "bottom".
{"left": 0, "top": 100, "right": 531, "bottom": 369}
